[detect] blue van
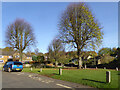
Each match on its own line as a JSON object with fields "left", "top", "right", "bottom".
{"left": 3, "top": 61, "right": 23, "bottom": 72}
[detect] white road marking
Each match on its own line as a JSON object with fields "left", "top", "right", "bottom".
{"left": 45, "top": 82, "right": 49, "bottom": 83}
{"left": 11, "top": 72, "right": 24, "bottom": 75}
{"left": 27, "top": 75, "right": 54, "bottom": 84}
{"left": 17, "top": 72, "right": 24, "bottom": 75}
{"left": 56, "top": 84, "right": 72, "bottom": 89}
{"left": 38, "top": 78, "right": 42, "bottom": 81}
{"left": 32, "top": 77, "right": 36, "bottom": 79}
{"left": 28, "top": 75, "right": 32, "bottom": 77}
{"left": 48, "top": 80, "right": 53, "bottom": 82}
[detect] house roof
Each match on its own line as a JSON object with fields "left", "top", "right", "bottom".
{"left": 25, "top": 54, "right": 32, "bottom": 57}
{"left": 0, "top": 49, "right": 33, "bottom": 58}
{"left": 1, "top": 51, "right": 16, "bottom": 56}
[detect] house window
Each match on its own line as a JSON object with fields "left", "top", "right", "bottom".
{"left": 9, "top": 56, "right": 12, "bottom": 58}
{"left": 0, "top": 55, "right": 3, "bottom": 58}
{"left": 15, "top": 55, "right": 19, "bottom": 58}
{"left": 0, "top": 60, "right": 4, "bottom": 63}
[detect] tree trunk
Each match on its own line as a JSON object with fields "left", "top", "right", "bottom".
{"left": 78, "top": 57, "right": 82, "bottom": 69}
{"left": 77, "top": 48, "right": 82, "bottom": 69}
{"left": 55, "top": 60, "right": 58, "bottom": 67}
{"left": 61, "top": 63, "right": 64, "bottom": 67}
{"left": 20, "top": 50, "right": 22, "bottom": 62}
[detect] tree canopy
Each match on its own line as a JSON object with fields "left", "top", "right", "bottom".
{"left": 58, "top": 2, "right": 103, "bottom": 68}
{"left": 47, "top": 38, "right": 65, "bottom": 66}
{"left": 5, "top": 18, "right": 35, "bottom": 61}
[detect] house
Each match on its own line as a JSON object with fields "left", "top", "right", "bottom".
{"left": 22, "top": 54, "right": 33, "bottom": 63}
{"left": 96, "top": 55, "right": 115, "bottom": 64}
{"left": 70, "top": 55, "right": 93, "bottom": 63}
{"left": 82, "top": 55, "right": 93, "bottom": 61}
{"left": 0, "top": 51, "right": 14, "bottom": 64}
{"left": 95, "top": 56, "right": 102, "bottom": 64}
{"left": 0, "top": 51, "right": 33, "bottom": 64}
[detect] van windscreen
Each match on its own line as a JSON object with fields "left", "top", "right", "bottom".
{"left": 14, "top": 62, "right": 22, "bottom": 65}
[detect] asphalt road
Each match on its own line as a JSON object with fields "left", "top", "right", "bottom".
{"left": 1, "top": 71, "right": 96, "bottom": 89}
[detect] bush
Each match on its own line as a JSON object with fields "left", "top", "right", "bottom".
{"left": 32, "top": 55, "right": 37, "bottom": 61}
{"left": 88, "top": 58, "right": 119, "bottom": 69}
{"left": 31, "top": 62, "right": 44, "bottom": 68}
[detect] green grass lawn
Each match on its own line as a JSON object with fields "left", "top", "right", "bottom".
{"left": 22, "top": 68, "right": 119, "bottom": 89}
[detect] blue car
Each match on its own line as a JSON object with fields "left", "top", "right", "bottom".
{"left": 3, "top": 61, "right": 23, "bottom": 72}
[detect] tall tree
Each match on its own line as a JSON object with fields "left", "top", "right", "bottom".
{"left": 58, "top": 3, "right": 103, "bottom": 69}
{"left": 34, "top": 48, "right": 39, "bottom": 56}
{"left": 47, "top": 38, "right": 65, "bottom": 66}
{"left": 5, "top": 18, "right": 35, "bottom": 61}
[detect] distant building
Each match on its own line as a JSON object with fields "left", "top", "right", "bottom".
{"left": 0, "top": 51, "right": 32, "bottom": 64}
{"left": 95, "top": 56, "right": 102, "bottom": 65}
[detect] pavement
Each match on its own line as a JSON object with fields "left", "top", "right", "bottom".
{"left": 1, "top": 71, "right": 97, "bottom": 89}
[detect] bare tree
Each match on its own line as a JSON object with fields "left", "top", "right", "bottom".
{"left": 34, "top": 48, "right": 39, "bottom": 56}
{"left": 47, "top": 38, "right": 65, "bottom": 66}
{"left": 5, "top": 18, "right": 35, "bottom": 61}
{"left": 58, "top": 3, "right": 103, "bottom": 69}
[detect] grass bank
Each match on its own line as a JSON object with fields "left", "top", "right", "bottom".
{"left": 22, "top": 68, "right": 119, "bottom": 89}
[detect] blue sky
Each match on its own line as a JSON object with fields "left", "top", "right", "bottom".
{"left": 1, "top": 2, "right": 118, "bottom": 53}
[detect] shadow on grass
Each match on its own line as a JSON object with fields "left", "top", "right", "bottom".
{"left": 117, "top": 72, "right": 120, "bottom": 75}
{"left": 82, "top": 78, "right": 106, "bottom": 84}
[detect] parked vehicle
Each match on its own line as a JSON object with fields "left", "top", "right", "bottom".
{"left": 3, "top": 61, "right": 23, "bottom": 72}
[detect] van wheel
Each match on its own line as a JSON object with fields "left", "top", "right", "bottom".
{"left": 8, "top": 68, "right": 11, "bottom": 72}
